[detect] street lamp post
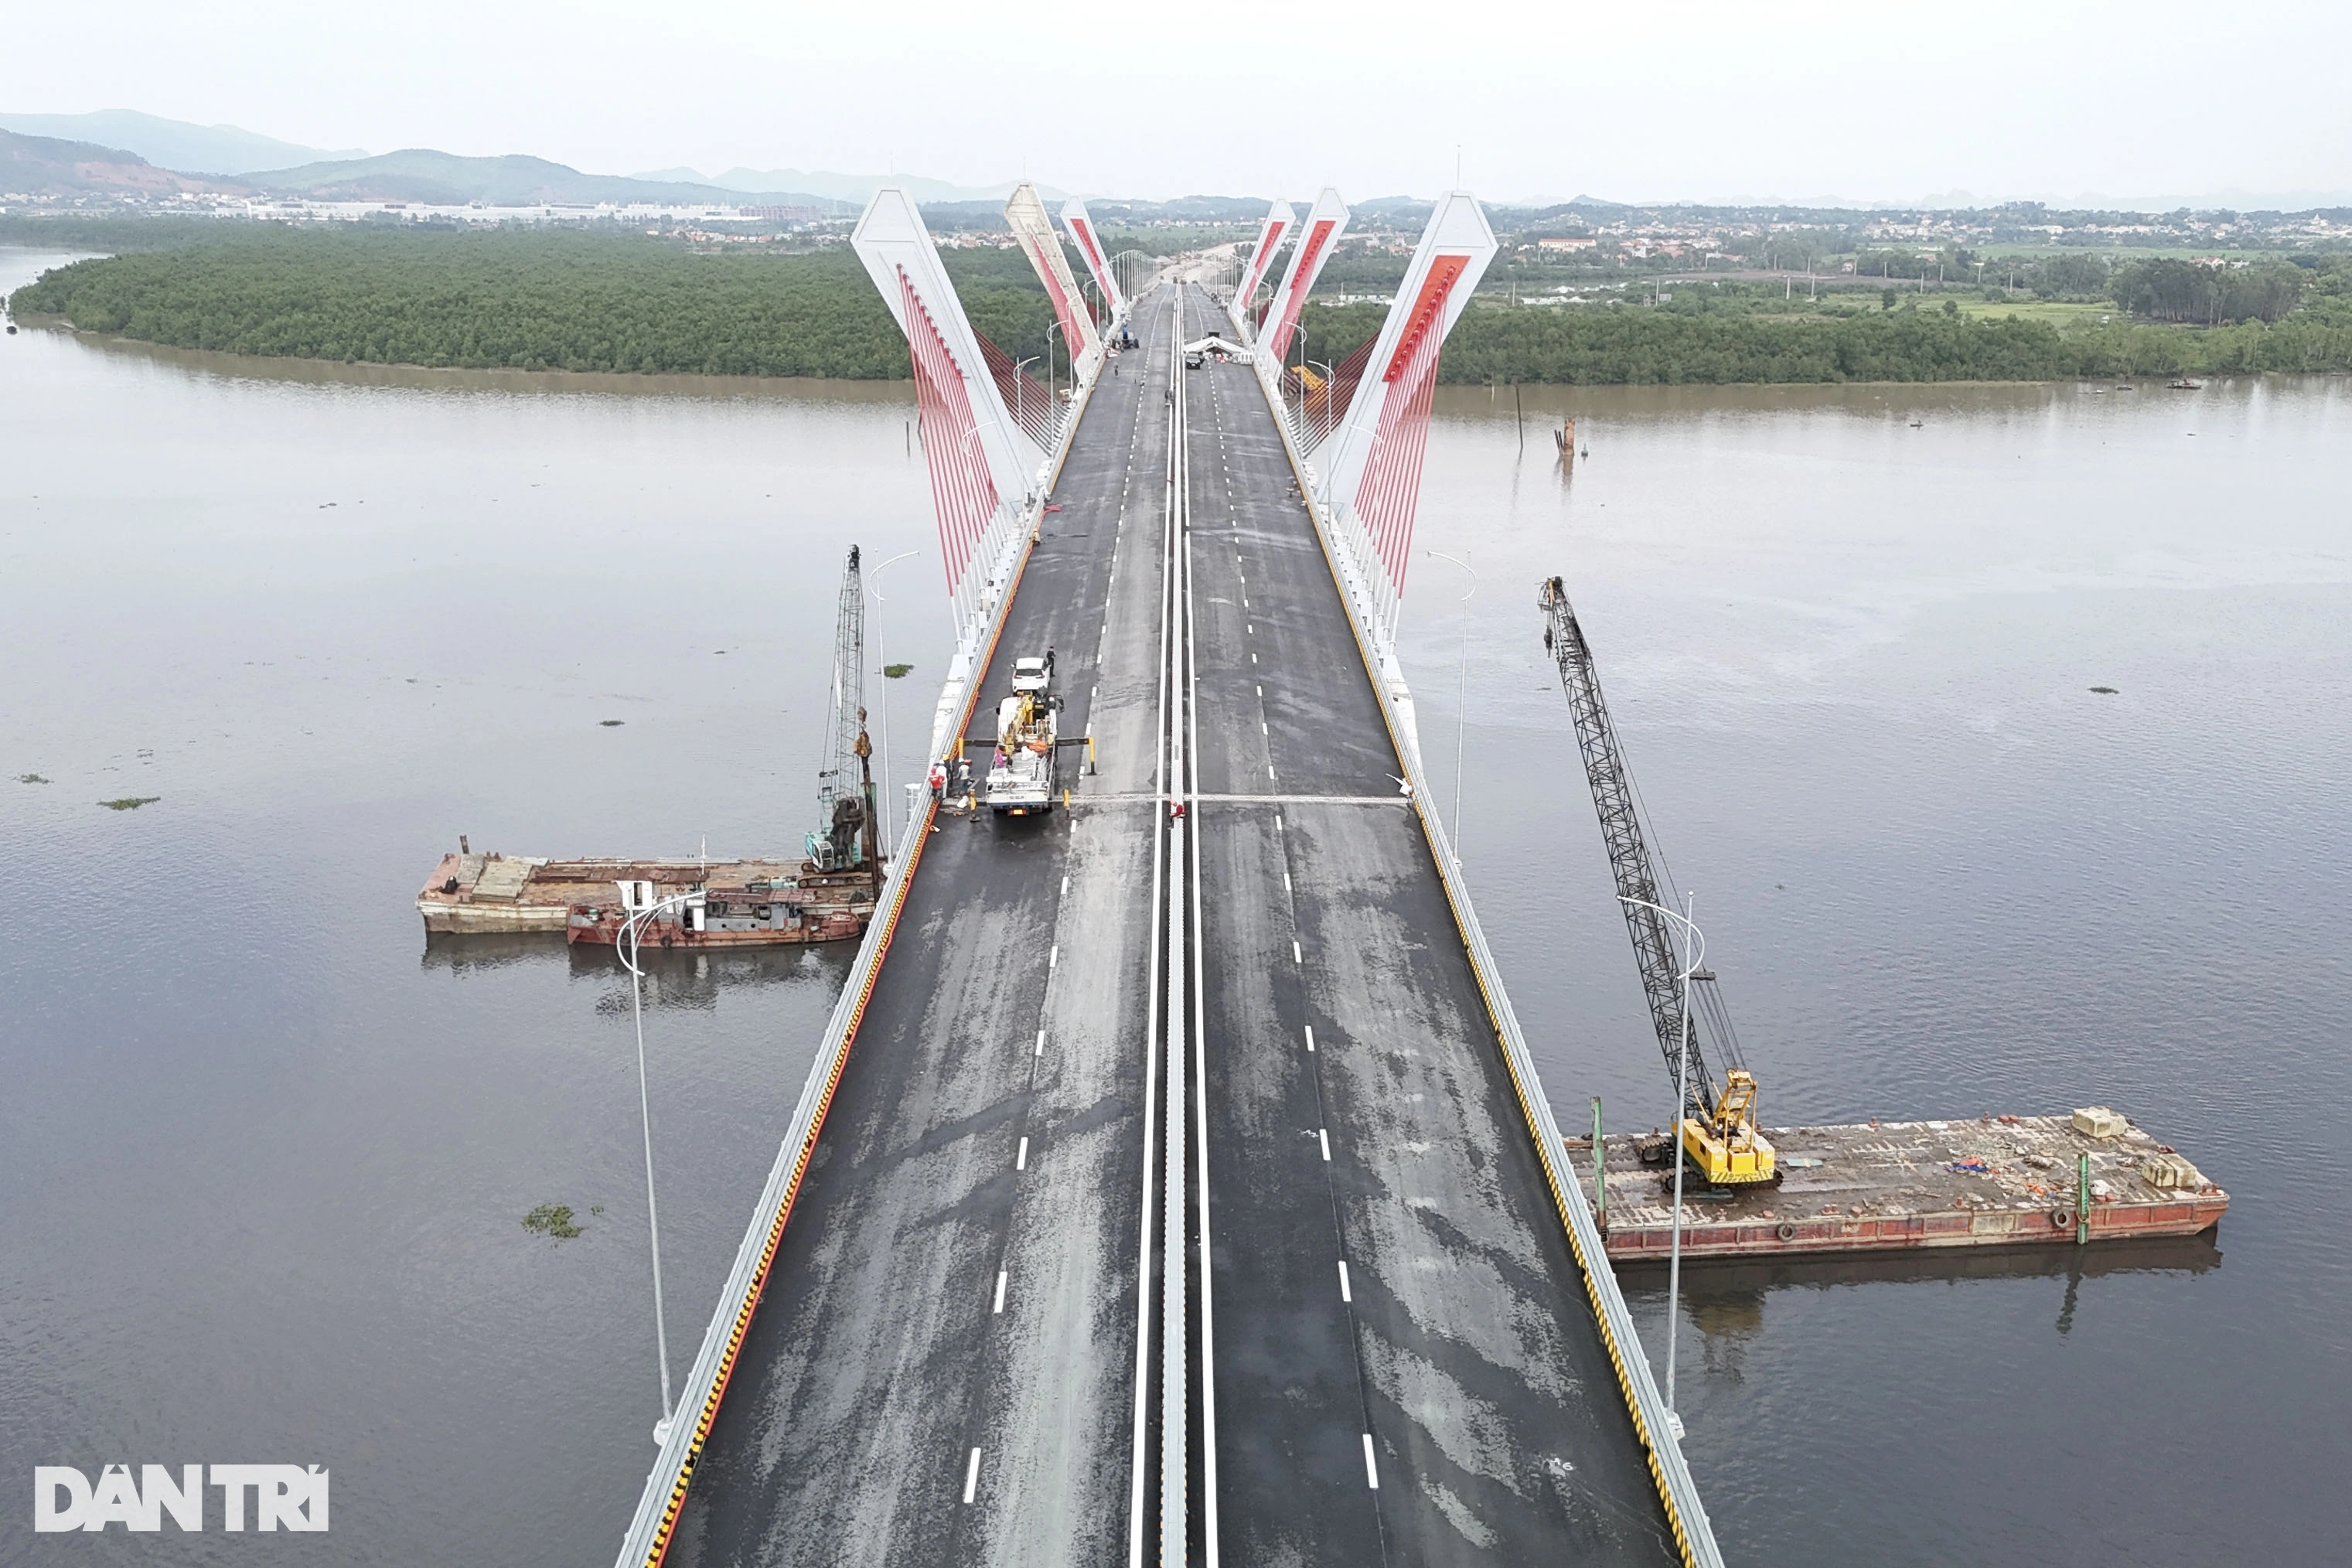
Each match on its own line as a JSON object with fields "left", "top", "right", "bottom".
{"left": 1044, "top": 320, "right": 1065, "bottom": 427}
{"left": 1617, "top": 890, "right": 1703, "bottom": 1439}
{"left": 1306, "top": 359, "right": 1336, "bottom": 436}
{"left": 1013, "top": 355, "right": 1038, "bottom": 438}
{"left": 614, "top": 881, "right": 705, "bottom": 1444}
{"left": 867, "top": 549, "right": 918, "bottom": 861}
{"left": 1423, "top": 551, "right": 1478, "bottom": 864}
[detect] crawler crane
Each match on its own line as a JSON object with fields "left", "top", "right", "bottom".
{"left": 1538, "top": 575, "right": 1776, "bottom": 1186}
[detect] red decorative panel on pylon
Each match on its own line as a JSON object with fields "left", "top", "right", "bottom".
{"left": 898, "top": 266, "right": 1001, "bottom": 599}
{"left": 1352, "top": 257, "right": 1462, "bottom": 597}
{"left": 1266, "top": 217, "right": 1338, "bottom": 362}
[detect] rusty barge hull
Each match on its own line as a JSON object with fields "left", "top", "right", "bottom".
{"left": 1575, "top": 1113, "right": 2228, "bottom": 1263}
{"left": 417, "top": 853, "right": 876, "bottom": 946}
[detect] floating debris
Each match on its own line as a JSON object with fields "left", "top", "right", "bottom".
{"left": 600, "top": 719, "right": 625, "bottom": 728}
{"left": 17, "top": 773, "right": 49, "bottom": 784}
{"left": 885, "top": 663, "right": 914, "bottom": 679}
{"left": 100, "top": 796, "right": 161, "bottom": 811}
{"left": 2090, "top": 686, "right": 2119, "bottom": 695}
{"left": 522, "top": 1202, "right": 584, "bottom": 1240}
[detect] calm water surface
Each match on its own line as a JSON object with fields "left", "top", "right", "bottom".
{"left": 5, "top": 247, "right": 2347, "bottom": 1564}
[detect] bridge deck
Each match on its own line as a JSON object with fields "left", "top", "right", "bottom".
{"left": 658, "top": 284, "right": 1678, "bottom": 1566}
{"left": 1180, "top": 288, "right": 1680, "bottom": 1565}
{"left": 668, "top": 291, "right": 1179, "bottom": 1568}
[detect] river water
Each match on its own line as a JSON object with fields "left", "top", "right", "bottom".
{"left": 4, "top": 247, "right": 2346, "bottom": 1565}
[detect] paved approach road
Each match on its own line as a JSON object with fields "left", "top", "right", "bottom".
{"left": 1177, "top": 285, "right": 1681, "bottom": 1566}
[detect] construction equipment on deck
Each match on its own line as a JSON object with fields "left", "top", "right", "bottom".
{"left": 985, "top": 650, "right": 1061, "bottom": 815}
{"left": 808, "top": 547, "right": 881, "bottom": 872}
{"left": 1538, "top": 574, "right": 1776, "bottom": 1187}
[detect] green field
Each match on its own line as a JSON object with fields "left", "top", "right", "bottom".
{"left": 1947, "top": 298, "right": 2120, "bottom": 326}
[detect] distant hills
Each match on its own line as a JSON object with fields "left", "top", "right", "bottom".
{"left": 632, "top": 167, "right": 1067, "bottom": 205}
{"left": 0, "top": 128, "right": 230, "bottom": 197}
{"left": 0, "top": 110, "right": 363, "bottom": 176}
{"left": 237, "top": 148, "right": 847, "bottom": 210}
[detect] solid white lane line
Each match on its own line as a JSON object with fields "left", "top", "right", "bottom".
{"left": 1320, "top": 1128, "right": 1331, "bottom": 1161}
{"left": 1339, "top": 1259, "right": 1352, "bottom": 1300}
{"left": 1304, "top": 1025, "right": 1315, "bottom": 1053}
{"left": 965, "top": 1447, "right": 983, "bottom": 1504}
{"left": 1017, "top": 1136, "right": 1029, "bottom": 1171}
{"left": 1362, "top": 1434, "right": 1379, "bottom": 1490}
{"left": 994, "top": 1270, "right": 1007, "bottom": 1314}
{"left": 1294, "top": 940, "right": 1302, "bottom": 964}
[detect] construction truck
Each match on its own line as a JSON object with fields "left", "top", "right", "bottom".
{"left": 1538, "top": 574, "right": 1777, "bottom": 1187}
{"left": 987, "top": 655, "right": 1062, "bottom": 816}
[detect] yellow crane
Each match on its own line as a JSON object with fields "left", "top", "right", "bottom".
{"left": 1538, "top": 576, "right": 1776, "bottom": 1186}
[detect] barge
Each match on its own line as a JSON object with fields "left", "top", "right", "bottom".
{"left": 1574, "top": 1109, "right": 2228, "bottom": 1263}
{"left": 413, "top": 547, "right": 890, "bottom": 953}
{"left": 417, "top": 853, "right": 878, "bottom": 946}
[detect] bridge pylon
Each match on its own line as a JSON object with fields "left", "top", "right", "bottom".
{"left": 1007, "top": 181, "right": 1104, "bottom": 384}
{"left": 851, "top": 187, "right": 1065, "bottom": 760}
{"left": 1259, "top": 186, "right": 1348, "bottom": 364}
{"left": 1227, "top": 198, "right": 1296, "bottom": 337}
{"left": 1060, "top": 196, "right": 1129, "bottom": 329}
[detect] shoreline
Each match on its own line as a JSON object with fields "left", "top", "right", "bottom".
{"left": 16, "top": 317, "right": 2341, "bottom": 402}
{"left": 10, "top": 318, "right": 919, "bottom": 401}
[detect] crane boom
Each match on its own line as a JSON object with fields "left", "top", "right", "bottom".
{"left": 809, "top": 547, "right": 878, "bottom": 872}
{"left": 1538, "top": 575, "right": 1774, "bottom": 1184}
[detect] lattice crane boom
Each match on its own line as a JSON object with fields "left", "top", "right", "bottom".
{"left": 810, "top": 547, "right": 878, "bottom": 872}
{"left": 1537, "top": 575, "right": 1728, "bottom": 1127}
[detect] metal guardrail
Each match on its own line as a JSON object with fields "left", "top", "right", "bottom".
{"left": 1243, "top": 340, "right": 1726, "bottom": 1568}
{"left": 610, "top": 323, "right": 1116, "bottom": 1568}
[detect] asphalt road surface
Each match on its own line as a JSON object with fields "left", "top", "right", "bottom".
{"left": 672, "top": 288, "right": 1180, "bottom": 1568}
{"left": 1177, "top": 285, "right": 1681, "bottom": 1567}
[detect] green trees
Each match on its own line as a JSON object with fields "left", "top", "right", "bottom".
{"left": 4, "top": 227, "right": 1065, "bottom": 379}
{"left": 1294, "top": 295, "right": 2352, "bottom": 384}
{"left": 2023, "top": 252, "right": 2113, "bottom": 300}
{"left": 1298, "top": 300, "right": 2081, "bottom": 384}
{"left": 13, "top": 223, "right": 2348, "bottom": 387}
{"left": 2108, "top": 257, "right": 2307, "bottom": 324}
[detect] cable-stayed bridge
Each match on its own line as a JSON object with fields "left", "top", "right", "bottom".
{"left": 612, "top": 181, "right": 1723, "bottom": 1568}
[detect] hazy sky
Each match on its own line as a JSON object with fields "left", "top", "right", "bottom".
{"left": 19, "top": 0, "right": 2351, "bottom": 205}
